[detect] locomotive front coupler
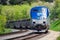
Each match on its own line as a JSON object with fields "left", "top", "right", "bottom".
{"left": 34, "top": 23, "right": 47, "bottom": 30}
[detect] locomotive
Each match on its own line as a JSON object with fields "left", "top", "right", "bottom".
{"left": 30, "top": 6, "right": 50, "bottom": 32}
{"left": 6, "top": 6, "right": 50, "bottom": 33}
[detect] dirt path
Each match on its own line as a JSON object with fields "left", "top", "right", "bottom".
{"left": 38, "top": 30, "right": 60, "bottom": 40}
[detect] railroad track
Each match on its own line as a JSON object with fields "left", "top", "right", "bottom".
{"left": 0, "top": 30, "right": 28, "bottom": 36}
{"left": 0, "top": 30, "right": 29, "bottom": 40}
{"left": 7, "top": 32, "right": 49, "bottom": 40}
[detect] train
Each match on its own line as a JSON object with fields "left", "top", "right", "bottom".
{"left": 6, "top": 6, "right": 50, "bottom": 33}
{"left": 30, "top": 6, "right": 50, "bottom": 32}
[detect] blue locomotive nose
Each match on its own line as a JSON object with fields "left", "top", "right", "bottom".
{"left": 30, "top": 6, "right": 50, "bottom": 32}
{"left": 30, "top": 6, "right": 49, "bottom": 24}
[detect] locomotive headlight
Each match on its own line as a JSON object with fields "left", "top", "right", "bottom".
{"left": 33, "top": 22, "right": 35, "bottom": 24}
{"left": 43, "top": 21, "right": 46, "bottom": 24}
{"left": 32, "top": 20, "right": 36, "bottom": 24}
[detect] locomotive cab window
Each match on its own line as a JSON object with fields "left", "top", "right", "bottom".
{"left": 33, "top": 9, "right": 38, "bottom": 12}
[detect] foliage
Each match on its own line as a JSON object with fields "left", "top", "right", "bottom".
{"left": 1, "top": 5, "right": 31, "bottom": 20}
{"left": 0, "top": 5, "right": 2, "bottom": 14}
{"left": 0, "top": 0, "right": 7, "bottom": 5}
{"left": 0, "top": 4, "right": 31, "bottom": 34}
{"left": 0, "top": 15, "right": 6, "bottom": 33}
{"left": 0, "top": 0, "right": 54, "bottom": 5}
{"left": 55, "top": 7, "right": 60, "bottom": 19}
{"left": 55, "top": 0, "right": 60, "bottom": 7}
{"left": 0, "top": 6, "right": 12, "bottom": 34}
{"left": 0, "top": 14, "right": 12, "bottom": 34}
{"left": 51, "top": 0, "right": 60, "bottom": 19}
{"left": 40, "top": 0, "right": 53, "bottom": 2}
{"left": 9, "top": 0, "right": 22, "bottom": 5}
{"left": 55, "top": 0, "right": 60, "bottom": 19}
{"left": 0, "top": 0, "right": 36, "bottom": 5}
{"left": 0, "top": 28, "right": 11, "bottom": 34}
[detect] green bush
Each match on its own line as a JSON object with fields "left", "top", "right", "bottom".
{"left": 51, "top": 0, "right": 60, "bottom": 19}
{"left": 0, "top": 15, "right": 6, "bottom": 33}
{"left": 1, "top": 5, "right": 31, "bottom": 21}
{"left": 55, "top": 7, "right": 60, "bottom": 19}
{"left": 0, "top": 15, "right": 11, "bottom": 34}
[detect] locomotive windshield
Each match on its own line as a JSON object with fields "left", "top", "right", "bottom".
{"left": 30, "top": 7, "right": 48, "bottom": 20}
{"left": 33, "top": 10, "right": 38, "bottom": 12}
{"left": 33, "top": 9, "right": 42, "bottom": 13}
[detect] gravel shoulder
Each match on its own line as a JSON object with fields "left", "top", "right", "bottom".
{"left": 38, "top": 30, "right": 60, "bottom": 40}
{"left": 0, "top": 30, "right": 60, "bottom": 40}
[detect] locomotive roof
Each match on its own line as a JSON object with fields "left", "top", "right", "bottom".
{"left": 31, "top": 6, "right": 48, "bottom": 10}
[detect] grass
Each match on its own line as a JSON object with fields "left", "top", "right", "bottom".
{"left": 0, "top": 28, "right": 12, "bottom": 34}
{"left": 57, "top": 36, "right": 60, "bottom": 40}
{"left": 50, "top": 20, "right": 60, "bottom": 31}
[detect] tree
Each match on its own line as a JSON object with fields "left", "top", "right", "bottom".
{"left": 40, "top": 0, "right": 53, "bottom": 2}
{"left": 51, "top": 0, "right": 60, "bottom": 19}
{"left": 55, "top": 0, "right": 60, "bottom": 19}
{"left": 1, "top": 0, "right": 7, "bottom": 5}
{"left": 0, "top": 5, "right": 2, "bottom": 14}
